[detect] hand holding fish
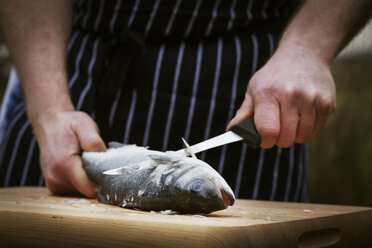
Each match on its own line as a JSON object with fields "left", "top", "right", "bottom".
{"left": 34, "top": 110, "right": 106, "bottom": 197}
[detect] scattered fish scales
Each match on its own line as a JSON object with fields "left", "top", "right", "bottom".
{"left": 61, "top": 199, "right": 91, "bottom": 205}
{"left": 189, "top": 214, "right": 208, "bottom": 219}
{"left": 263, "top": 217, "right": 285, "bottom": 221}
{"left": 150, "top": 210, "right": 180, "bottom": 215}
{"left": 82, "top": 142, "right": 235, "bottom": 214}
{"left": 235, "top": 209, "right": 247, "bottom": 215}
{"left": 303, "top": 209, "right": 314, "bottom": 213}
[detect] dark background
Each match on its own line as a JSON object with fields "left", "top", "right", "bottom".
{"left": 0, "top": 31, "right": 10, "bottom": 105}
{"left": 1, "top": 24, "right": 371, "bottom": 207}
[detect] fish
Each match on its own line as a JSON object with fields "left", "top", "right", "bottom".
{"left": 82, "top": 142, "right": 235, "bottom": 214}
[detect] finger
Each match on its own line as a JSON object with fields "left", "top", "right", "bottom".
{"left": 65, "top": 155, "right": 98, "bottom": 198}
{"left": 226, "top": 94, "right": 254, "bottom": 131}
{"left": 310, "top": 110, "right": 329, "bottom": 139}
{"left": 41, "top": 152, "right": 97, "bottom": 197}
{"left": 73, "top": 114, "right": 107, "bottom": 152}
{"left": 310, "top": 96, "right": 335, "bottom": 139}
{"left": 254, "top": 98, "right": 280, "bottom": 149}
{"left": 295, "top": 107, "right": 316, "bottom": 144}
{"left": 276, "top": 100, "right": 299, "bottom": 148}
{"left": 42, "top": 166, "right": 78, "bottom": 195}
{"left": 39, "top": 152, "right": 78, "bottom": 195}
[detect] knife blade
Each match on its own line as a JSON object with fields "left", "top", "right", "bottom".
{"left": 174, "top": 117, "right": 261, "bottom": 157}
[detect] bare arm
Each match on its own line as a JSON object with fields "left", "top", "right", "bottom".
{"left": 0, "top": 0, "right": 73, "bottom": 118}
{"left": 0, "top": 0, "right": 106, "bottom": 196}
{"left": 228, "top": 0, "right": 372, "bottom": 148}
{"left": 281, "top": 0, "right": 372, "bottom": 65}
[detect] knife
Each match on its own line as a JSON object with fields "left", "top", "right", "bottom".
{"left": 174, "top": 117, "right": 261, "bottom": 157}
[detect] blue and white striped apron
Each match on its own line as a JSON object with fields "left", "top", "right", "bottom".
{"left": 0, "top": 0, "right": 308, "bottom": 202}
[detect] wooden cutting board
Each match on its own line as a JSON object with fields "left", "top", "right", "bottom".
{"left": 0, "top": 187, "right": 371, "bottom": 248}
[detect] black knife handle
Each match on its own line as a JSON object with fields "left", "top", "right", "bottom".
{"left": 229, "top": 117, "right": 261, "bottom": 149}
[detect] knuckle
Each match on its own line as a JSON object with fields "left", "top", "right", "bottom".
{"left": 84, "top": 136, "right": 104, "bottom": 151}
{"left": 260, "top": 125, "right": 280, "bottom": 139}
{"left": 283, "top": 86, "right": 296, "bottom": 97}
{"left": 74, "top": 111, "right": 99, "bottom": 129}
{"left": 44, "top": 154, "right": 71, "bottom": 175}
{"left": 263, "top": 83, "right": 279, "bottom": 95}
{"left": 252, "top": 81, "right": 277, "bottom": 98}
{"left": 257, "top": 123, "right": 280, "bottom": 149}
{"left": 41, "top": 153, "right": 64, "bottom": 173}
{"left": 85, "top": 136, "right": 101, "bottom": 147}
{"left": 276, "top": 85, "right": 303, "bottom": 104}
{"left": 317, "top": 97, "right": 334, "bottom": 113}
{"left": 303, "top": 89, "right": 317, "bottom": 105}
{"left": 76, "top": 110, "right": 90, "bottom": 119}
{"left": 53, "top": 156, "right": 69, "bottom": 170}
{"left": 282, "top": 84, "right": 300, "bottom": 98}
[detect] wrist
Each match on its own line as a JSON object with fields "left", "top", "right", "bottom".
{"left": 27, "top": 96, "right": 75, "bottom": 130}
{"left": 22, "top": 73, "right": 75, "bottom": 125}
{"left": 274, "top": 39, "right": 332, "bottom": 69}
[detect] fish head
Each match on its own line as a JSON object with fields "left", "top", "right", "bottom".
{"left": 171, "top": 158, "right": 235, "bottom": 214}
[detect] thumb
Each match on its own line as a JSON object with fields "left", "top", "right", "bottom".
{"left": 72, "top": 112, "right": 107, "bottom": 152}
{"left": 226, "top": 93, "right": 254, "bottom": 131}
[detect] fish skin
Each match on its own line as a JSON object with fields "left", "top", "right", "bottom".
{"left": 82, "top": 142, "right": 235, "bottom": 214}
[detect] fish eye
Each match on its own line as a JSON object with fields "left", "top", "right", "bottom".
{"left": 190, "top": 180, "right": 204, "bottom": 193}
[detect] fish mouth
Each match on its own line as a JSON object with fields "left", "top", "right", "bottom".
{"left": 220, "top": 189, "right": 234, "bottom": 207}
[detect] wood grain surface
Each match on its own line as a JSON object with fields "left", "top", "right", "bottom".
{"left": 0, "top": 187, "right": 371, "bottom": 248}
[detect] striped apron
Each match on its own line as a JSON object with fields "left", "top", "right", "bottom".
{"left": 0, "top": 0, "right": 308, "bottom": 202}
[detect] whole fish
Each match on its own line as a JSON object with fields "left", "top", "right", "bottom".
{"left": 82, "top": 142, "right": 235, "bottom": 214}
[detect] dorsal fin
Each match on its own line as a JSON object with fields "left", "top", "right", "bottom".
{"left": 181, "top": 137, "right": 197, "bottom": 159}
{"left": 108, "top": 141, "right": 126, "bottom": 149}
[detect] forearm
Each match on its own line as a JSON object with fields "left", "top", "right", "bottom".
{"left": 0, "top": 0, "right": 73, "bottom": 126}
{"left": 278, "top": 0, "right": 372, "bottom": 66}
